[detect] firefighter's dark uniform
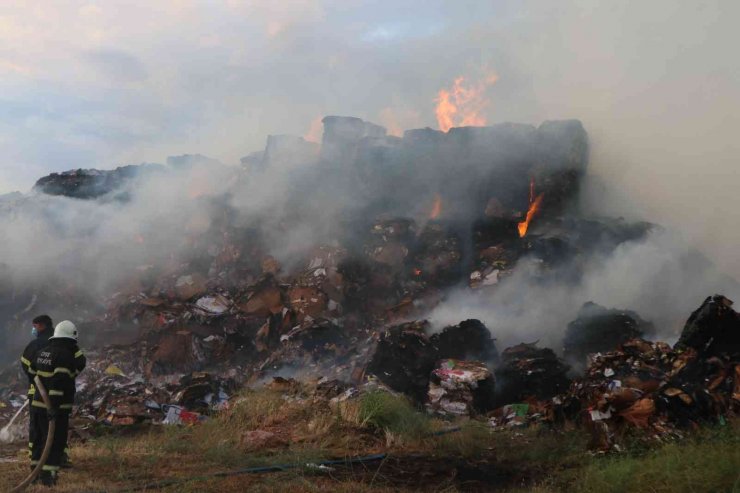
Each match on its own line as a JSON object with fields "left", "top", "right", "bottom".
{"left": 29, "top": 337, "right": 83, "bottom": 480}
{"left": 20, "top": 329, "right": 52, "bottom": 399}
{"left": 20, "top": 328, "right": 52, "bottom": 460}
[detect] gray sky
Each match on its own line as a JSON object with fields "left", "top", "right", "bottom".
{"left": 0, "top": 0, "right": 517, "bottom": 190}
{"left": 2, "top": 1, "right": 739, "bottom": 274}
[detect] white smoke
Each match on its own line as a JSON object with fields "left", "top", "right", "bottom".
{"left": 428, "top": 228, "right": 738, "bottom": 351}
{"left": 1, "top": 0, "right": 739, "bottom": 362}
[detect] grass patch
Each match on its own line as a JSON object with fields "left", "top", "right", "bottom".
{"left": 358, "top": 390, "right": 430, "bottom": 440}
{"left": 7, "top": 385, "right": 736, "bottom": 492}
{"left": 490, "top": 426, "right": 589, "bottom": 470}
{"left": 433, "top": 420, "right": 492, "bottom": 458}
{"left": 505, "top": 423, "right": 740, "bottom": 492}
{"left": 222, "top": 389, "right": 289, "bottom": 429}
{"left": 570, "top": 426, "right": 740, "bottom": 493}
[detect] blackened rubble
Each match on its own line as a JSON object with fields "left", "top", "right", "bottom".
{"left": 494, "top": 342, "right": 571, "bottom": 407}
{"left": 675, "top": 294, "right": 740, "bottom": 357}
{"left": 367, "top": 319, "right": 498, "bottom": 404}
{"left": 32, "top": 154, "right": 230, "bottom": 200}
{"left": 487, "top": 295, "right": 739, "bottom": 451}
{"left": 33, "top": 164, "right": 164, "bottom": 199}
{"left": 432, "top": 319, "right": 499, "bottom": 363}
{"left": 563, "top": 302, "right": 655, "bottom": 370}
{"left": 367, "top": 321, "right": 438, "bottom": 402}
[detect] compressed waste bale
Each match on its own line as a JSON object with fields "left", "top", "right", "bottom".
{"left": 430, "top": 319, "right": 499, "bottom": 364}
{"left": 368, "top": 319, "right": 498, "bottom": 403}
{"left": 426, "top": 359, "right": 496, "bottom": 416}
{"left": 367, "top": 321, "right": 438, "bottom": 402}
{"left": 494, "top": 342, "right": 570, "bottom": 407}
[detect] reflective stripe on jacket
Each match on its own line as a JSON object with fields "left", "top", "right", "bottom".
{"left": 30, "top": 338, "right": 81, "bottom": 411}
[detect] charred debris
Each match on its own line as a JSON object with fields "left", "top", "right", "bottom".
{"left": 0, "top": 116, "right": 736, "bottom": 451}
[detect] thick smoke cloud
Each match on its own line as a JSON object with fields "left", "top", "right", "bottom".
{"left": 2, "top": 1, "right": 737, "bottom": 277}
{"left": 428, "top": 229, "right": 738, "bottom": 350}
{"left": 1, "top": 1, "right": 738, "bottom": 362}
{"left": 0, "top": 162, "right": 236, "bottom": 290}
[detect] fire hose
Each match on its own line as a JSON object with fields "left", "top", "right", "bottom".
{"left": 9, "top": 376, "right": 55, "bottom": 493}
{"left": 78, "top": 453, "right": 389, "bottom": 493}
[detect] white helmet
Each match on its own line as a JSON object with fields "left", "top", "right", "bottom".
{"left": 51, "top": 320, "right": 78, "bottom": 340}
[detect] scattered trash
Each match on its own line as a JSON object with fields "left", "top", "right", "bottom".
{"left": 551, "top": 296, "right": 739, "bottom": 451}
{"left": 104, "top": 365, "right": 126, "bottom": 376}
{"left": 163, "top": 405, "right": 207, "bottom": 426}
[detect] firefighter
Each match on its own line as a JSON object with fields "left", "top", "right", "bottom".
{"left": 29, "top": 320, "right": 84, "bottom": 487}
{"left": 21, "top": 315, "right": 53, "bottom": 466}
{"left": 20, "top": 315, "right": 54, "bottom": 399}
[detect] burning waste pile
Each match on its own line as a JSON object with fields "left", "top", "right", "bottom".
{"left": 554, "top": 295, "right": 739, "bottom": 451}
{"left": 0, "top": 116, "right": 737, "bottom": 453}
{"left": 366, "top": 295, "right": 738, "bottom": 452}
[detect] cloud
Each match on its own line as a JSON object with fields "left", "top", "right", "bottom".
{"left": 82, "top": 49, "right": 148, "bottom": 82}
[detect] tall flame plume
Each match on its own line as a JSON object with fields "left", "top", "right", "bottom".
{"left": 435, "top": 74, "right": 498, "bottom": 132}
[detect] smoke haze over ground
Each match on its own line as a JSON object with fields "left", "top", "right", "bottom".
{"left": 0, "top": 1, "right": 738, "bottom": 359}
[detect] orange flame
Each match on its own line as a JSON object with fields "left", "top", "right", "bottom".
{"left": 304, "top": 116, "right": 323, "bottom": 143}
{"left": 435, "top": 74, "right": 498, "bottom": 132}
{"left": 518, "top": 193, "right": 544, "bottom": 237}
{"left": 430, "top": 194, "right": 442, "bottom": 219}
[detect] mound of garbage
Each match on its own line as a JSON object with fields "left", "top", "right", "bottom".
{"left": 0, "top": 116, "right": 735, "bottom": 455}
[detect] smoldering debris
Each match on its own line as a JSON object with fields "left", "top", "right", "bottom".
{"left": 493, "top": 342, "right": 571, "bottom": 408}
{"left": 367, "top": 319, "right": 498, "bottom": 403}
{"left": 0, "top": 116, "right": 737, "bottom": 452}
{"left": 563, "top": 302, "right": 655, "bottom": 371}
{"left": 486, "top": 295, "right": 738, "bottom": 446}
{"left": 675, "top": 294, "right": 740, "bottom": 357}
